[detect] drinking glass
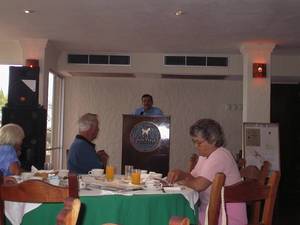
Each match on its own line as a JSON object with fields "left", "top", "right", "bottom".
{"left": 44, "top": 162, "right": 53, "bottom": 170}
{"left": 131, "top": 169, "right": 141, "bottom": 185}
{"left": 105, "top": 165, "right": 115, "bottom": 181}
{"left": 124, "top": 165, "right": 133, "bottom": 179}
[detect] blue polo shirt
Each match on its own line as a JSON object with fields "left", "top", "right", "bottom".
{"left": 67, "top": 135, "right": 103, "bottom": 174}
{"left": 134, "top": 107, "right": 163, "bottom": 116}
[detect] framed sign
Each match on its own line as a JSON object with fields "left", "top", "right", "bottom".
{"left": 243, "top": 122, "right": 280, "bottom": 171}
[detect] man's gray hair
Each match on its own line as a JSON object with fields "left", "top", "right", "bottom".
{"left": 78, "top": 113, "right": 98, "bottom": 132}
{"left": 0, "top": 123, "right": 25, "bottom": 146}
{"left": 189, "top": 118, "right": 226, "bottom": 147}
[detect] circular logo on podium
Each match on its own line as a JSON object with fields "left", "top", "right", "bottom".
{"left": 130, "top": 121, "right": 161, "bottom": 152}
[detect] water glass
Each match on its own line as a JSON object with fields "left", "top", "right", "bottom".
{"left": 44, "top": 162, "right": 53, "bottom": 170}
{"left": 124, "top": 165, "right": 133, "bottom": 179}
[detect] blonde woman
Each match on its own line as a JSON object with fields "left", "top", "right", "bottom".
{"left": 0, "top": 123, "right": 25, "bottom": 175}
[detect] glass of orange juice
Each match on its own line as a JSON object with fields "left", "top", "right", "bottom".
{"left": 105, "top": 165, "right": 115, "bottom": 181}
{"left": 131, "top": 169, "right": 141, "bottom": 185}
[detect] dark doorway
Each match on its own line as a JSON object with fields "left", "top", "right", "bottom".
{"left": 271, "top": 83, "right": 300, "bottom": 225}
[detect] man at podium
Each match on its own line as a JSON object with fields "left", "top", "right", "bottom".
{"left": 133, "top": 94, "right": 163, "bottom": 116}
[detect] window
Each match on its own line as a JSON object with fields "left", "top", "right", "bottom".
{"left": 0, "top": 64, "right": 20, "bottom": 124}
{"left": 46, "top": 71, "right": 64, "bottom": 169}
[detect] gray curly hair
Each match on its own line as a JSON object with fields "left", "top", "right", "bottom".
{"left": 0, "top": 123, "right": 25, "bottom": 146}
{"left": 189, "top": 118, "right": 226, "bottom": 147}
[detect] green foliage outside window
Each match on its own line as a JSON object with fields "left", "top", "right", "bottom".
{"left": 0, "top": 89, "right": 7, "bottom": 109}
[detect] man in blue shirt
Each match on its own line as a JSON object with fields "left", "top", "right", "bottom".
{"left": 67, "top": 113, "right": 109, "bottom": 174}
{"left": 134, "top": 94, "right": 163, "bottom": 116}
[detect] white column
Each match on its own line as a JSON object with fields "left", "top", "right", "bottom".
{"left": 240, "top": 42, "right": 275, "bottom": 123}
{"left": 19, "top": 38, "right": 48, "bottom": 107}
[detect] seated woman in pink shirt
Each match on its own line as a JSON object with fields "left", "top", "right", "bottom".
{"left": 167, "top": 119, "right": 247, "bottom": 225}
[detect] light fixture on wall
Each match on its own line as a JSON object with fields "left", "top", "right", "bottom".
{"left": 253, "top": 63, "right": 266, "bottom": 78}
{"left": 25, "top": 59, "right": 39, "bottom": 68}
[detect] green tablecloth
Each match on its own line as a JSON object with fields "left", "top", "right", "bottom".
{"left": 6, "top": 194, "right": 198, "bottom": 225}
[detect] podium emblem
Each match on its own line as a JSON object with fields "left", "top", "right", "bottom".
{"left": 130, "top": 121, "right": 161, "bottom": 152}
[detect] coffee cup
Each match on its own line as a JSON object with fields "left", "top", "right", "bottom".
{"left": 149, "top": 172, "right": 163, "bottom": 179}
{"left": 88, "top": 168, "right": 104, "bottom": 177}
{"left": 145, "top": 180, "right": 162, "bottom": 190}
{"left": 58, "top": 169, "right": 69, "bottom": 178}
{"left": 48, "top": 177, "right": 60, "bottom": 186}
{"left": 79, "top": 180, "right": 86, "bottom": 189}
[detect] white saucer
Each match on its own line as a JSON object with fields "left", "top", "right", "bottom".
{"left": 144, "top": 185, "right": 162, "bottom": 191}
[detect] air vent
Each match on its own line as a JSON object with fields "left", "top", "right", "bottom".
{"left": 186, "top": 56, "right": 206, "bottom": 66}
{"left": 207, "top": 57, "right": 228, "bottom": 66}
{"left": 165, "top": 56, "right": 185, "bottom": 65}
{"left": 68, "top": 54, "right": 89, "bottom": 64}
{"left": 89, "top": 55, "right": 109, "bottom": 64}
{"left": 67, "top": 54, "right": 130, "bottom": 65}
{"left": 161, "top": 74, "right": 228, "bottom": 80}
{"left": 164, "top": 56, "right": 228, "bottom": 67}
{"left": 110, "top": 55, "right": 130, "bottom": 65}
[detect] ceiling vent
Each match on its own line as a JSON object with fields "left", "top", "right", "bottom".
{"left": 68, "top": 54, "right": 89, "bottom": 64}
{"left": 161, "top": 74, "right": 228, "bottom": 80}
{"left": 68, "top": 54, "right": 130, "bottom": 65}
{"left": 164, "top": 56, "right": 227, "bottom": 67}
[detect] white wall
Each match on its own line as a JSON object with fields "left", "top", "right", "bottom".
{"left": 0, "top": 41, "right": 22, "bottom": 65}
{"left": 63, "top": 76, "right": 243, "bottom": 172}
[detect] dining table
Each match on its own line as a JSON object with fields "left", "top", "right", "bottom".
{"left": 5, "top": 174, "right": 199, "bottom": 225}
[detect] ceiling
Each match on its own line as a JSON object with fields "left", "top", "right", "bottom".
{"left": 1, "top": 0, "right": 300, "bottom": 54}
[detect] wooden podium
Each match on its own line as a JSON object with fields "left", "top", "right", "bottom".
{"left": 122, "top": 115, "right": 170, "bottom": 176}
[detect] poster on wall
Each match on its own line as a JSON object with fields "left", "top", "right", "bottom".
{"left": 243, "top": 122, "right": 280, "bottom": 172}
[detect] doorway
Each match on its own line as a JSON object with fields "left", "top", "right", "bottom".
{"left": 271, "top": 83, "right": 300, "bottom": 224}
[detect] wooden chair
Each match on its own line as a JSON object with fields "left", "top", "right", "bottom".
{"left": 56, "top": 197, "right": 81, "bottom": 225}
{"left": 169, "top": 216, "right": 190, "bottom": 225}
{"left": 240, "top": 160, "right": 270, "bottom": 182}
{"left": 239, "top": 160, "right": 271, "bottom": 224}
{"left": 0, "top": 172, "right": 79, "bottom": 225}
{"left": 207, "top": 170, "right": 280, "bottom": 225}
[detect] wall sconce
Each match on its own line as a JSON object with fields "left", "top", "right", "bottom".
{"left": 253, "top": 63, "right": 266, "bottom": 78}
{"left": 25, "top": 59, "right": 39, "bottom": 68}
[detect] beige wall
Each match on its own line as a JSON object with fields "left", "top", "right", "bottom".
{"left": 63, "top": 76, "right": 243, "bottom": 172}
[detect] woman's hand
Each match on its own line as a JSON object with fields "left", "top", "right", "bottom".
{"left": 9, "top": 162, "right": 21, "bottom": 175}
{"left": 4, "top": 176, "right": 17, "bottom": 184}
{"left": 167, "top": 169, "right": 185, "bottom": 184}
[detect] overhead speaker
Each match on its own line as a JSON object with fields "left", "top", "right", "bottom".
{"left": 8, "top": 66, "right": 39, "bottom": 107}
{"left": 1, "top": 106, "right": 47, "bottom": 170}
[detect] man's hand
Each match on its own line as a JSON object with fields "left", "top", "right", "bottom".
{"left": 96, "top": 150, "right": 109, "bottom": 166}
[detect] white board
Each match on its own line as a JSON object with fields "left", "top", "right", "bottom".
{"left": 243, "top": 123, "right": 280, "bottom": 171}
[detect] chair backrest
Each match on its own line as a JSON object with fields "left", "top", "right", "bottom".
{"left": 207, "top": 173, "right": 226, "bottom": 225}
{"left": 0, "top": 172, "right": 79, "bottom": 225}
{"left": 239, "top": 160, "right": 271, "bottom": 224}
{"left": 239, "top": 160, "right": 270, "bottom": 183}
{"left": 56, "top": 197, "right": 81, "bottom": 225}
{"left": 207, "top": 171, "right": 280, "bottom": 225}
{"left": 169, "top": 216, "right": 190, "bottom": 225}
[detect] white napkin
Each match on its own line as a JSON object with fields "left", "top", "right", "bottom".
{"left": 31, "top": 166, "right": 38, "bottom": 173}
{"left": 5, "top": 201, "right": 41, "bottom": 225}
{"left": 163, "top": 186, "right": 182, "bottom": 192}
